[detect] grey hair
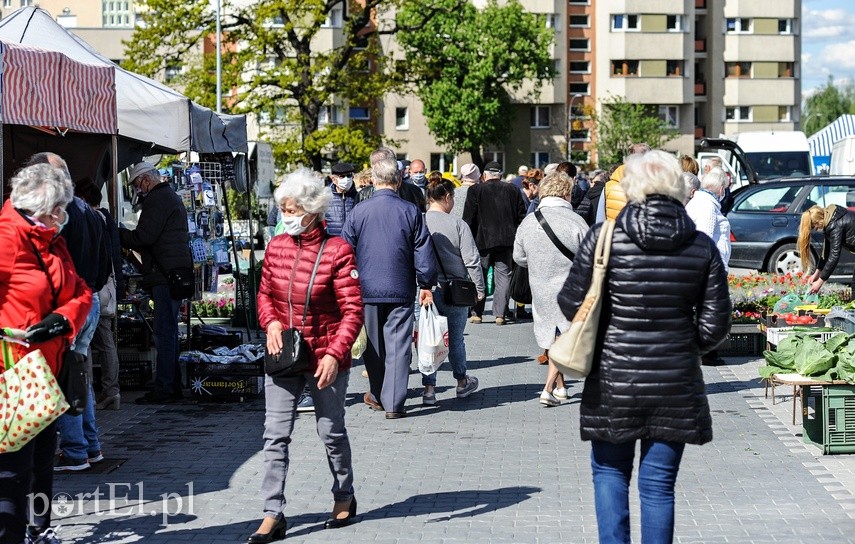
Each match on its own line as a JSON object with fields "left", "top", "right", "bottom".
{"left": 703, "top": 156, "right": 723, "bottom": 170}
{"left": 372, "top": 159, "right": 400, "bottom": 187}
{"left": 370, "top": 147, "right": 397, "bottom": 166}
{"left": 701, "top": 167, "right": 728, "bottom": 193}
{"left": 538, "top": 172, "right": 575, "bottom": 199}
{"left": 25, "top": 152, "right": 71, "bottom": 182}
{"left": 273, "top": 167, "right": 331, "bottom": 215}
{"left": 681, "top": 172, "right": 700, "bottom": 194}
{"left": 628, "top": 143, "right": 652, "bottom": 156}
{"left": 621, "top": 150, "right": 686, "bottom": 204}
{"left": 11, "top": 164, "right": 74, "bottom": 216}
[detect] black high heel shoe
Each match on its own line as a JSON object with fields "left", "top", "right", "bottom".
{"left": 324, "top": 497, "right": 357, "bottom": 529}
{"left": 247, "top": 516, "right": 286, "bottom": 543}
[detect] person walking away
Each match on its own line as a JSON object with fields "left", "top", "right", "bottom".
{"left": 557, "top": 150, "right": 731, "bottom": 544}
{"left": 251, "top": 168, "right": 364, "bottom": 542}
{"left": 451, "top": 163, "right": 480, "bottom": 220}
{"left": 421, "top": 178, "right": 484, "bottom": 405}
{"left": 575, "top": 169, "right": 607, "bottom": 226}
{"left": 463, "top": 161, "right": 526, "bottom": 325}
{"left": 513, "top": 172, "right": 588, "bottom": 406}
{"left": 602, "top": 143, "right": 651, "bottom": 221}
{"left": 799, "top": 204, "right": 855, "bottom": 293}
{"left": 0, "top": 164, "right": 92, "bottom": 544}
{"left": 342, "top": 157, "right": 437, "bottom": 419}
{"left": 120, "top": 162, "right": 194, "bottom": 404}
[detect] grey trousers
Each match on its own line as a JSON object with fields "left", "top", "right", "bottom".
{"left": 363, "top": 302, "right": 414, "bottom": 414}
{"left": 260, "top": 370, "right": 354, "bottom": 517}
{"left": 473, "top": 247, "right": 513, "bottom": 319}
{"left": 91, "top": 317, "right": 120, "bottom": 397}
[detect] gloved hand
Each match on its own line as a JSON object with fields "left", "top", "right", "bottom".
{"left": 25, "top": 313, "right": 71, "bottom": 343}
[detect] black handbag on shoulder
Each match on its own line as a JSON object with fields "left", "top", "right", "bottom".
{"left": 509, "top": 263, "right": 532, "bottom": 304}
{"left": 264, "top": 237, "right": 328, "bottom": 377}
{"left": 427, "top": 229, "right": 478, "bottom": 307}
{"left": 166, "top": 267, "right": 196, "bottom": 300}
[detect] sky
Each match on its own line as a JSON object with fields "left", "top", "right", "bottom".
{"left": 801, "top": 0, "right": 855, "bottom": 96}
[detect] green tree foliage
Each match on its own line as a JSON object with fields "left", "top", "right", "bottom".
{"left": 594, "top": 96, "right": 678, "bottom": 167}
{"left": 802, "top": 75, "right": 855, "bottom": 137}
{"left": 397, "top": 0, "right": 554, "bottom": 168}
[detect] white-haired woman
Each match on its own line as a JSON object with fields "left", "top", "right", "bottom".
{"left": 685, "top": 167, "right": 731, "bottom": 268}
{"left": 0, "top": 164, "right": 92, "bottom": 544}
{"left": 513, "top": 173, "right": 588, "bottom": 406}
{"left": 251, "top": 168, "right": 364, "bottom": 542}
{"left": 557, "top": 150, "right": 730, "bottom": 544}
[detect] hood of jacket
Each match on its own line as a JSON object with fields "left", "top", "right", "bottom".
{"left": 619, "top": 195, "right": 696, "bottom": 252}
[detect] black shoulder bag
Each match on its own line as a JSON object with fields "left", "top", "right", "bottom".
{"left": 426, "top": 223, "right": 478, "bottom": 307}
{"left": 264, "top": 237, "right": 328, "bottom": 377}
{"left": 28, "top": 241, "right": 88, "bottom": 416}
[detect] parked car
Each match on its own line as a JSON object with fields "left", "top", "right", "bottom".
{"left": 727, "top": 176, "right": 855, "bottom": 275}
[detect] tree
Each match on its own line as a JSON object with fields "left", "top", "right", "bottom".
{"left": 802, "top": 75, "right": 855, "bottom": 137}
{"left": 397, "top": 0, "right": 554, "bottom": 168}
{"left": 593, "top": 96, "right": 678, "bottom": 167}
{"left": 123, "top": 0, "right": 456, "bottom": 170}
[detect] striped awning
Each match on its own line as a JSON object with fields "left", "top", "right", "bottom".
{"left": 808, "top": 114, "right": 855, "bottom": 159}
{"left": 0, "top": 41, "right": 116, "bottom": 134}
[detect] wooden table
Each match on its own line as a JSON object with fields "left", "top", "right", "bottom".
{"left": 766, "top": 373, "right": 847, "bottom": 424}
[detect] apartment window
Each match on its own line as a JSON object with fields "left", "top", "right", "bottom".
{"left": 349, "top": 107, "right": 370, "bottom": 120}
{"left": 164, "top": 63, "right": 182, "bottom": 83}
{"left": 666, "top": 60, "right": 684, "bottom": 77}
{"left": 658, "top": 105, "right": 679, "bottom": 128}
{"left": 3, "top": 0, "right": 11, "bottom": 7}
{"left": 543, "top": 14, "right": 558, "bottom": 29}
{"left": 395, "top": 107, "right": 408, "bottom": 130}
{"left": 726, "top": 18, "right": 751, "bottom": 33}
{"left": 725, "top": 106, "right": 751, "bottom": 122}
{"left": 569, "top": 82, "right": 590, "bottom": 94}
{"left": 319, "top": 105, "right": 342, "bottom": 125}
{"left": 553, "top": 59, "right": 561, "bottom": 74}
{"left": 322, "top": 5, "right": 343, "bottom": 28}
{"left": 569, "top": 15, "right": 589, "bottom": 27}
{"left": 611, "top": 14, "right": 639, "bottom": 31}
{"left": 19, "top": 0, "right": 32, "bottom": 5}
{"left": 570, "top": 129, "right": 590, "bottom": 141}
{"left": 725, "top": 62, "right": 752, "bottom": 78}
{"left": 482, "top": 152, "right": 504, "bottom": 168}
{"left": 611, "top": 60, "right": 639, "bottom": 77}
{"left": 666, "top": 15, "right": 683, "bottom": 32}
{"left": 531, "top": 152, "right": 549, "bottom": 169}
{"left": 778, "top": 62, "right": 794, "bottom": 78}
{"left": 569, "top": 61, "right": 590, "bottom": 73}
{"left": 568, "top": 0, "right": 588, "bottom": 3}
{"left": 778, "top": 19, "right": 792, "bottom": 34}
{"left": 569, "top": 38, "right": 589, "bottom": 51}
{"left": 530, "top": 106, "right": 550, "bottom": 128}
{"left": 778, "top": 106, "right": 791, "bottom": 122}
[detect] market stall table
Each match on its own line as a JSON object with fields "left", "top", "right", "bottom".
{"left": 766, "top": 372, "right": 848, "bottom": 424}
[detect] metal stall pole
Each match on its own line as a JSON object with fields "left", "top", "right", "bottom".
{"left": 243, "top": 154, "right": 261, "bottom": 339}
{"left": 221, "top": 176, "right": 252, "bottom": 340}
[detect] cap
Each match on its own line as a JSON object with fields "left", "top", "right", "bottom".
{"left": 484, "top": 161, "right": 503, "bottom": 174}
{"left": 129, "top": 161, "right": 157, "bottom": 183}
{"left": 331, "top": 162, "right": 355, "bottom": 175}
{"left": 459, "top": 163, "right": 481, "bottom": 183}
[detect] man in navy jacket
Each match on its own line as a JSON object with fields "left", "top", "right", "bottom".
{"left": 342, "top": 157, "right": 437, "bottom": 418}
{"left": 325, "top": 161, "right": 358, "bottom": 236}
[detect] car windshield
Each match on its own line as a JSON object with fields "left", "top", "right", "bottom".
{"left": 733, "top": 185, "right": 803, "bottom": 213}
{"left": 746, "top": 152, "right": 811, "bottom": 180}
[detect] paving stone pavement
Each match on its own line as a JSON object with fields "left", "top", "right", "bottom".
{"left": 48, "top": 315, "right": 855, "bottom": 544}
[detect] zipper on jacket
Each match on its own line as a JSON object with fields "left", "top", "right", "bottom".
{"left": 286, "top": 238, "right": 303, "bottom": 328}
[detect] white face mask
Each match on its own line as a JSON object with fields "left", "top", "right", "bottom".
{"left": 336, "top": 176, "right": 354, "bottom": 192}
{"left": 280, "top": 214, "right": 311, "bottom": 236}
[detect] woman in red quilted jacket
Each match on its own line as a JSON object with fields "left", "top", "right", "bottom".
{"left": 250, "top": 168, "right": 364, "bottom": 543}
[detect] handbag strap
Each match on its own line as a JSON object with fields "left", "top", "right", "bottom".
{"left": 287, "top": 236, "right": 328, "bottom": 330}
{"left": 534, "top": 209, "right": 575, "bottom": 261}
{"left": 27, "top": 239, "right": 59, "bottom": 308}
{"left": 594, "top": 220, "right": 616, "bottom": 270}
{"left": 425, "top": 222, "right": 450, "bottom": 281}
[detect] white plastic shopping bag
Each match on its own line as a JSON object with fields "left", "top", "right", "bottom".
{"left": 417, "top": 303, "right": 449, "bottom": 374}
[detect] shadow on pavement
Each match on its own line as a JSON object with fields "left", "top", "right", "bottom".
{"left": 402, "top": 383, "right": 545, "bottom": 416}
{"left": 467, "top": 355, "right": 531, "bottom": 370}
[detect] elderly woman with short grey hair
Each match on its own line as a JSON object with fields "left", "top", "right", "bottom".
{"left": 557, "top": 150, "right": 730, "bottom": 544}
{"left": 0, "top": 164, "right": 92, "bottom": 544}
{"left": 513, "top": 172, "right": 588, "bottom": 407}
{"left": 251, "top": 167, "right": 364, "bottom": 542}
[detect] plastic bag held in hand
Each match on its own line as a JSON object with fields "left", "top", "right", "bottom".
{"left": 25, "top": 313, "right": 70, "bottom": 344}
{"left": 417, "top": 303, "right": 449, "bottom": 375}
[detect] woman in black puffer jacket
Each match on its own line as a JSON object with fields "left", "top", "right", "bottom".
{"left": 557, "top": 150, "right": 731, "bottom": 544}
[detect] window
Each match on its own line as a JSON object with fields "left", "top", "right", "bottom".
{"left": 611, "top": 14, "right": 639, "bottom": 31}
{"left": 733, "top": 185, "right": 802, "bottom": 213}
{"left": 531, "top": 152, "right": 549, "bottom": 169}
{"left": 611, "top": 60, "right": 639, "bottom": 76}
{"left": 3, "top": 0, "right": 11, "bottom": 7}
{"left": 568, "top": 0, "right": 588, "bottom": 3}
{"left": 319, "top": 105, "right": 342, "bottom": 125}
{"left": 725, "top": 62, "right": 752, "bottom": 78}
{"left": 778, "top": 18, "right": 792, "bottom": 34}
{"left": 658, "top": 106, "right": 679, "bottom": 128}
{"left": 322, "top": 6, "right": 343, "bottom": 28}
{"left": 569, "top": 61, "right": 590, "bottom": 73}
{"left": 778, "top": 62, "right": 794, "bottom": 78}
{"left": 19, "top": 0, "right": 32, "bottom": 5}
{"left": 666, "top": 15, "right": 683, "bottom": 32}
{"left": 725, "top": 18, "right": 751, "bottom": 33}
{"left": 395, "top": 107, "right": 408, "bottom": 130}
{"left": 569, "top": 82, "right": 589, "bottom": 94}
{"left": 430, "top": 153, "right": 455, "bottom": 172}
{"left": 725, "top": 106, "right": 751, "bottom": 122}
{"left": 349, "top": 107, "right": 370, "bottom": 120}
{"left": 778, "top": 106, "right": 791, "bottom": 122}
{"left": 666, "top": 60, "right": 684, "bottom": 76}
{"left": 530, "top": 106, "right": 550, "bottom": 128}
{"left": 806, "top": 185, "right": 855, "bottom": 211}
{"left": 569, "top": 15, "right": 589, "bottom": 27}
{"left": 570, "top": 129, "right": 590, "bottom": 141}
{"left": 164, "top": 63, "right": 182, "bottom": 83}
{"left": 543, "top": 14, "right": 558, "bottom": 29}
{"left": 569, "top": 38, "right": 589, "bottom": 51}
{"left": 481, "top": 152, "right": 504, "bottom": 170}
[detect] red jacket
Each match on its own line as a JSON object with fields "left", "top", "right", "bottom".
{"left": 0, "top": 201, "right": 92, "bottom": 375}
{"left": 257, "top": 225, "right": 363, "bottom": 372}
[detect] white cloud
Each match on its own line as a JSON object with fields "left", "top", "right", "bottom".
{"left": 823, "top": 40, "right": 855, "bottom": 70}
{"left": 802, "top": 8, "right": 855, "bottom": 42}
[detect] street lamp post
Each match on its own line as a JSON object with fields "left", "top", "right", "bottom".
{"left": 566, "top": 93, "right": 584, "bottom": 162}
{"left": 215, "top": 0, "right": 222, "bottom": 114}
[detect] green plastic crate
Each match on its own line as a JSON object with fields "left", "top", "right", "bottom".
{"left": 719, "top": 333, "right": 764, "bottom": 357}
{"left": 802, "top": 384, "right": 855, "bottom": 454}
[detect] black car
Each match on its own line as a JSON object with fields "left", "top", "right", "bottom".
{"left": 727, "top": 176, "right": 855, "bottom": 276}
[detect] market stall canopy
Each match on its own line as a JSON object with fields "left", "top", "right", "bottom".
{"left": 808, "top": 114, "right": 855, "bottom": 173}
{"left": 191, "top": 103, "right": 248, "bottom": 154}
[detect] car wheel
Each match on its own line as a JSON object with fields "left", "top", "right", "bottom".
{"left": 767, "top": 243, "right": 803, "bottom": 274}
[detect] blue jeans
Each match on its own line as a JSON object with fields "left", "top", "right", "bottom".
{"left": 591, "top": 439, "right": 685, "bottom": 544}
{"left": 422, "top": 288, "right": 470, "bottom": 386}
{"left": 151, "top": 284, "right": 182, "bottom": 394}
{"left": 56, "top": 293, "right": 101, "bottom": 462}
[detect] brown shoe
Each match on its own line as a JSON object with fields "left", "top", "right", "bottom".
{"left": 363, "top": 392, "right": 383, "bottom": 411}
{"left": 536, "top": 353, "right": 548, "bottom": 365}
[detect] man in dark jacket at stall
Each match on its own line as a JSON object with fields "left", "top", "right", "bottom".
{"left": 355, "top": 148, "right": 426, "bottom": 211}
{"left": 325, "top": 161, "right": 358, "bottom": 237}
{"left": 120, "top": 162, "right": 193, "bottom": 404}
{"left": 342, "top": 157, "right": 437, "bottom": 419}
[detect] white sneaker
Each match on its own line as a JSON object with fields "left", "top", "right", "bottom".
{"left": 539, "top": 390, "right": 560, "bottom": 407}
{"left": 553, "top": 387, "right": 568, "bottom": 400}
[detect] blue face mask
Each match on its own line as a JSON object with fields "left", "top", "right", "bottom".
{"left": 411, "top": 172, "right": 426, "bottom": 186}
{"left": 52, "top": 208, "right": 69, "bottom": 232}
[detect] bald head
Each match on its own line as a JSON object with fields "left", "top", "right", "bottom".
{"left": 25, "top": 152, "right": 71, "bottom": 182}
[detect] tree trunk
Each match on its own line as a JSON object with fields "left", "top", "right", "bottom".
{"left": 468, "top": 147, "right": 485, "bottom": 171}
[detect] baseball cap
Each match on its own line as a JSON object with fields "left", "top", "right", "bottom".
{"left": 129, "top": 162, "right": 157, "bottom": 183}
{"left": 484, "top": 161, "right": 503, "bottom": 174}
{"left": 331, "top": 162, "right": 355, "bottom": 175}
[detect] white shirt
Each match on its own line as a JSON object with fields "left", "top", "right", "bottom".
{"left": 685, "top": 189, "right": 731, "bottom": 270}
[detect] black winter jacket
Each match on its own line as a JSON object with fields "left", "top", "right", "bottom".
{"left": 62, "top": 196, "right": 110, "bottom": 290}
{"left": 558, "top": 196, "right": 730, "bottom": 445}
{"left": 575, "top": 183, "right": 605, "bottom": 226}
{"left": 817, "top": 206, "right": 855, "bottom": 280}
{"left": 462, "top": 180, "right": 527, "bottom": 251}
{"left": 324, "top": 184, "right": 357, "bottom": 236}
{"left": 119, "top": 183, "right": 193, "bottom": 289}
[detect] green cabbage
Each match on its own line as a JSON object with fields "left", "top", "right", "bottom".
{"left": 794, "top": 336, "right": 837, "bottom": 376}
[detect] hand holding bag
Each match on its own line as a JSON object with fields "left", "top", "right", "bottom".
{"left": 416, "top": 303, "right": 449, "bottom": 374}
{"left": 549, "top": 220, "right": 615, "bottom": 379}
{"left": 264, "top": 238, "right": 328, "bottom": 377}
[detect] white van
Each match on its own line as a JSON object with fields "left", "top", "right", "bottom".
{"left": 831, "top": 135, "right": 855, "bottom": 175}
{"left": 732, "top": 131, "right": 813, "bottom": 180}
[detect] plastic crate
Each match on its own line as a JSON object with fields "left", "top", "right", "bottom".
{"left": 765, "top": 327, "right": 840, "bottom": 346}
{"left": 719, "top": 333, "right": 764, "bottom": 356}
{"left": 802, "top": 384, "right": 855, "bottom": 454}
{"left": 187, "top": 374, "right": 262, "bottom": 402}
{"left": 827, "top": 316, "right": 855, "bottom": 335}
{"left": 116, "top": 320, "right": 152, "bottom": 350}
{"left": 116, "top": 349, "right": 155, "bottom": 390}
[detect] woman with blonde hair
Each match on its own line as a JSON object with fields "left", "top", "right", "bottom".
{"left": 798, "top": 204, "right": 855, "bottom": 294}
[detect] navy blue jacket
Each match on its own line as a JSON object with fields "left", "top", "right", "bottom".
{"left": 342, "top": 189, "right": 438, "bottom": 303}
{"left": 324, "top": 184, "right": 357, "bottom": 236}
{"left": 62, "top": 196, "right": 110, "bottom": 290}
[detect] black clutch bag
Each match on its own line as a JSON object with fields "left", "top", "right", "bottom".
{"left": 264, "top": 328, "right": 310, "bottom": 377}
{"left": 58, "top": 348, "right": 89, "bottom": 416}
{"left": 443, "top": 279, "right": 478, "bottom": 307}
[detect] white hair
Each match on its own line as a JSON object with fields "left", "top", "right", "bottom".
{"left": 370, "top": 147, "right": 397, "bottom": 166}
{"left": 681, "top": 172, "right": 700, "bottom": 194}
{"left": 372, "top": 159, "right": 400, "bottom": 186}
{"left": 273, "top": 167, "right": 331, "bottom": 215}
{"left": 11, "top": 164, "right": 74, "bottom": 217}
{"left": 621, "top": 150, "right": 686, "bottom": 204}
{"left": 701, "top": 167, "right": 728, "bottom": 193}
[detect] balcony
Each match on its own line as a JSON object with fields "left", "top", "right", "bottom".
{"left": 607, "top": 77, "right": 690, "bottom": 104}
{"left": 695, "top": 39, "right": 706, "bottom": 53}
{"left": 695, "top": 0, "right": 706, "bottom": 9}
{"left": 723, "top": 78, "right": 796, "bottom": 104}
{"left": 694, "top": 81, "right": 706, "bottom": 95}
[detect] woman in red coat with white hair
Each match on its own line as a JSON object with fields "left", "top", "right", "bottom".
{"left": 249, "top": 167, "right": 364, "bottom": 543}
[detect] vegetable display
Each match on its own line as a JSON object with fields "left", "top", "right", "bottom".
{"left": 759, "top": 331, "right": 855, "bottom": 383}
